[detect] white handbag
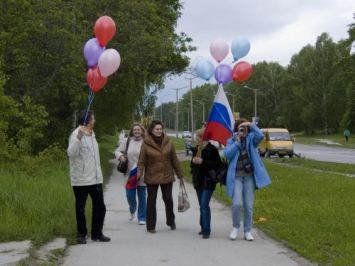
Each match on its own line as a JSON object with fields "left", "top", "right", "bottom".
{"left": 178, "top": 179, "right": 190, "bottom": 212}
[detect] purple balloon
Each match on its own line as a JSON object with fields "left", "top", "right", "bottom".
{"left": 214, "top": 64, "right": 232, "bottom": 85}
{"left": 84, "top": 38, "right": 106, "bottom": 68}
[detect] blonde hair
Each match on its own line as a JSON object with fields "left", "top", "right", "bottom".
{"left": 195, "top": 128, "right": 204, "bottom": 138}
{"left": 129, "top": 123, "right": 146, "bottom": 137}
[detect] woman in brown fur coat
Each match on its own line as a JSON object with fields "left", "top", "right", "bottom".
{"left": 137, "top": 120, "right": 184, "bottom": 233}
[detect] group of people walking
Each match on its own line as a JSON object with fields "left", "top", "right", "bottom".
{"left": 67, "top": 111, "right": 271, "bottom": 244}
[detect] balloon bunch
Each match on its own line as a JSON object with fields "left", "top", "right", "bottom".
{"left": 195, "top": 37, "right": 252, "bottom": 85}
{"left": 82, "top": 16, "right": 120, "bottom": 124}
{"left": 84, "top": 16, "right": 120, "bottom": 99}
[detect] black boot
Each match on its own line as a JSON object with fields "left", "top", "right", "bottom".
{"left": 91, "top": 234, "right": 111, "bottom": 242}
{"left": 77, "top": 235, "right": 87, "bottom": 244}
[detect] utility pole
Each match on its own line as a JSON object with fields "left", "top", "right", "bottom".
{"left": 227, "top": 92, "right": 237, "bottom": 113}
{"left": 171, "top": 86, "right": 187, "bottom": 138}
{"left": 160, "top": 94, "right": 171, "bottom": 123}
{"left": 244, "top": 86, "right": 260, "bottom": 118}
{"left": 197, "top": 100, "right": 205, "bottom": 124}
{"left": 184, "top": 71, "right": 198, "bottom": 141}
{"left": 187, "top": 107, "right": 190, "bottom": 131}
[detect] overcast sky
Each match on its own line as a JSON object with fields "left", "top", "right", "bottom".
{"left": 157, "top": 0, "right": 354, "bottom": 103}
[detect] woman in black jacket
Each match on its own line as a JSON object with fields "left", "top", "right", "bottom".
{"left": 190, "top": 129, "right": 221, "bottom": 239}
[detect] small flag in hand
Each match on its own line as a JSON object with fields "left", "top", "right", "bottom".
{"left": 126, "top": 163, "right": 138, "bottom": 189}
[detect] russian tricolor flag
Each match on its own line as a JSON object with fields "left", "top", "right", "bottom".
{"left": 202, "top": 85, "right": 234, "bottom": 146}
{"left": 126, "top": 163, "right": 138, "bottom": 189}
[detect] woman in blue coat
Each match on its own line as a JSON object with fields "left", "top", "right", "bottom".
{"left": 223, "top": 118, "right": 271, "bottom": 241}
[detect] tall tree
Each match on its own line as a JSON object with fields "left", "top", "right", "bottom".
{"left": 0, "top": 0, "right": 194, "bottom": 152}
{"left": 288, "top": 33, "right": 345, "bottom": 134}
{"left": 340, "top": 16, "right": 355, "bottom": 131}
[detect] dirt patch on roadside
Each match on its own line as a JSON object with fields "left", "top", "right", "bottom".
{"left": 316, "top": 139, "right": 341, "bottom": 146}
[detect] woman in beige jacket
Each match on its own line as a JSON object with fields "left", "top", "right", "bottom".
{"left": 115, "top": 123, "right": 146, "bottom": 225}
{"left": 137, "top": 120, "right": 183, "bottom": 233}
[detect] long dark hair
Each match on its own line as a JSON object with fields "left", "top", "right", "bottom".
{"left": 147, "top": 120, "right": 164, "bottom": 136}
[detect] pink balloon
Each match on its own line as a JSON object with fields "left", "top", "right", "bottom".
{"left": 98, "top": 49, "right": 121, "bottom": 77}
{"left": 210, "top": 38, "right": 229, "bottom": 63}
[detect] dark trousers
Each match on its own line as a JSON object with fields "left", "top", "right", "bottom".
{"left": 73, "top": 184, "right": 106, "bottom": 238}
{"left": 146, "top": 183, "right": 175, "bottom": 230}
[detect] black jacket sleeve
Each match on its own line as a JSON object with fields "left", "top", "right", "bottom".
{"left": 201, "top": 145, "right": 222, "bottom": 170}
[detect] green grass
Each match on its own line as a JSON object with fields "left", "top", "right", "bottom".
{"left": 294, "top": 133, "right": 355, "bottom": 149}
{"left": 271, "top": 157, "right": 355, "bottom": 176}
{"left": 0, "top": 161, "right": 76, "bottom": 247}
{"left": 97, "top": 134, "right": 118, "bottom": 175}
{"left": 179, "top": 160, "right": 355, "bottom": 266}
{"left": 0, "top": 134, "right": 116, "bottom": 247}
{"left": 169, "top": 136, "right": 197, "bottom": 151}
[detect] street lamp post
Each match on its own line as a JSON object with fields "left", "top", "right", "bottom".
{"left": 227, "top": 92, "right": 237, "bottom": 113}
{"left": 196, "top": 100, "right": 205, "bottom": 124}
{"left": 171, "top": 86, "right": 188, "bottom": 138}
{"left": 160, "top": 94, "right": 171, "bottom": 123}
{"left": 168, "top": 112, "right": 172, "bottom": 129}
{"left": 244, "top": 86, "right": 260, "bottom": 118}
{"left": 187, "top": 107, "right": 190, "bottom": 131}
{"left": 184, "top": 72, "right": 198, "bottom": 141}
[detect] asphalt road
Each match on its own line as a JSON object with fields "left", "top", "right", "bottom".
{"left": 169, "top": 132, "right": 355, "bottom": 165}
{"left": 294, "top": 143, "right": 355, "bottom": 165}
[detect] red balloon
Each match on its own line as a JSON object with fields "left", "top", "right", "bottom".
{"left": 94, "top": 16, "right": 116, "bottom": 47}
{"left": 232, "top": 61, "right": 253, "bottom": 82}
{"left": 86, "top": 67, "right": 108, "bottom": 93}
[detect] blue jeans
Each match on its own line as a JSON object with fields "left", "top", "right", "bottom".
{"left": 196, "top": 189, "right": 214, "bottom": 236}
{"left": 126, "top": 186, "right": 147, "bottom": 222}
{"left": 231, "top": 175, "right": 255, "bottom": 232}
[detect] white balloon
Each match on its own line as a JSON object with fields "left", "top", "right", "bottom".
{"left": 98, "top": 49, "right": 121, "bottom": 77}
{"left": 210, "top": 38, "right": 229, "bottom": 63}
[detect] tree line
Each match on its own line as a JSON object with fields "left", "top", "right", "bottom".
{"left": 157, "top": 19, "right": 355, "bottom": 135}
{"left": 0, "top": 0, "right": 194, "bottom": 164}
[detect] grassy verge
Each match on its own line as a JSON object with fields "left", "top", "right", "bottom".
{"left": 0, "top": 134, "right": 116, "bottom": 247}
{"left": 271, "top": 157, "right": 355, "bottom": 176}
{"left": 294, "top": 133, "right": 355, "bottom": 149}
{"left": 169, "top": 136, "right": 197, "bottom": 151}
{"left": 97, "top": 134, "right": 118, "bottom": 175}
{"left": 179, "top": 160, "right": 355, "bottom": 266}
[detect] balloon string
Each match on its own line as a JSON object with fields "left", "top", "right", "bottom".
{"left": 83, "top": 92, "right": 96, "bottom": 126}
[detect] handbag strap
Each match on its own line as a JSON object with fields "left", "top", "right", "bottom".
{"left": 180, "top": 179, "right": 186, "bottom": 193}
{"left": 124, "top": 137, "right": 131, "bottom": 156}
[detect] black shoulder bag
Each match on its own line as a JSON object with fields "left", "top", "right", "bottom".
{"left": 117, "top": 138, "right": 131, "bottom": 173}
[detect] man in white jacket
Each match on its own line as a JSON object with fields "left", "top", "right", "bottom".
{"left": 67, "top": 110, "right": 110, "bottom": 244}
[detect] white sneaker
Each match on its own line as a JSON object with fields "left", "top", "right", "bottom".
{"left": 128, "top": 212, "right": 135, "bottom": 221}
{"left": 138, "top": 221, "right": 146, "bottom": 225}
{"left": 230, "top": 228, "right": 238, "bottom": 240}
{"left": 245, "top": 232, "right": 254, "bottom": 241}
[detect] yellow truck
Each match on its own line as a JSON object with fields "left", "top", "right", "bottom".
{"left": 258, "top": 128, "right": 294, "bottom": 158}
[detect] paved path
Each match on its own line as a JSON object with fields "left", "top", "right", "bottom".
{"left": 61, "top": 158, "right": 311, "bottom": 266}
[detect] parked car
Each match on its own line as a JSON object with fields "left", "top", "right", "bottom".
{"left": 182, "top": 131, "right": 192, "bottom": 138}
{"left": 258, "top": 128, "right": 294, "bottom": 158}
